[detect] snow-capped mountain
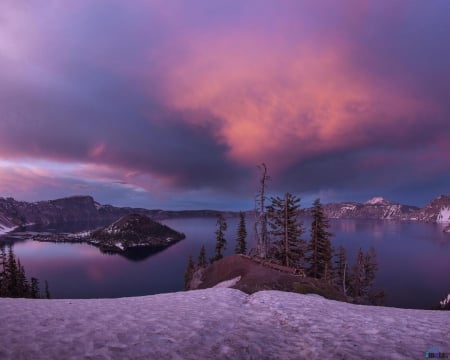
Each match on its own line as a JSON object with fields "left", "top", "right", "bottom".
{"left": 364, "top": 197, "right": 392, "bottom": 206}
{"left": 323, "top": 197, "right": 418, "bottom": 220}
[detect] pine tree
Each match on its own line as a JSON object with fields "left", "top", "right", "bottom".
{"left": 266, "top": 193, "right": 306, "bottom": 268}
{"left": 30, "top": 277, "right": 40, "bottom": 299}
{"left": 0, "top": 246, "right": 7, "bottom": 297}
{"left": 235, "top": 212, "right": 247, "bottom": 255}
{"left": 334, "top": 245, "right": 348, "bottom": 294}
{"left": 348, "top": 247, "right": 380, "bottom": 300}
{"left": 6, "top": 246, "right": 19, "bottom": 297}
{"left": 0, "top": 245, "right": 45, "bottom": 299}
{"left": 197, "top": 245, "right": 207, "bottom": 267}
{"left": 211, "top": 213, "right": 227, "bottom": 263}
{"left": 362, "top": 247, "right": 378, "bottom": 296}
{"left": 16, "top": 260, "right": 30, "bottom": 297}
{"left": 349, "top": 247, "right": 365, "bottom": 297}
{"left": 183, "top": 255, "right": 195, "bottom": 290}
{"left": 45, "top": 280, "right": 51, "bottom": 299}
{"left": 306, "top": 198, "right": 333, "bottom": 279}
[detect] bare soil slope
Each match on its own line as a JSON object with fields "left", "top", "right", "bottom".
{"left": 194, "top": 254, "right": 348, "bottom": 302}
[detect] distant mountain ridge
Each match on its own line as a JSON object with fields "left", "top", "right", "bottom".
{"left": 1, "top": 194, "right": 450, "bottom": 237}
{"left": 322, "top": 195, "right": 450, "bottom": 222}
{"left": 0, "top": 195, "right": 232, "bottom": 234}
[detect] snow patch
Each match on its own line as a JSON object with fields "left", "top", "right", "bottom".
{"left": 365, "top": 197, "right": 390, "bottom": 205}
{"left": 94, "top": 202, "right": 102, "bottom": 210}
{"left": 440, "top": 294, "right": 450, "bottom": 308}
{"left": 0, "top": 224, "right": 18, "bottom": 236}
{"left": 114, "top": 242, "right": 124, "bottom": 250}
{"left": 212, "top": 276, "right": 241, "bottom": 288}
{"left": 0, "top": 289, "right": 448, "bottom": 359}
{"left": 436, "top": 207, "right": 450, "bottom": 223}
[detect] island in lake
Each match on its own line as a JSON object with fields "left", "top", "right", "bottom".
{"left": 31, "top": 213, "right": 185, "bottom": 260}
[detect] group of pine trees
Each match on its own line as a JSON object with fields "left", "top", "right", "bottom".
{"left": 252, "top": 164, "right": 380, "bottom": 301}
{"left": 184, "top": 164, "right": 381, "bottom": 301}
{"left": 0, "top": 245, "right": 50, "bottom": 299}
{"left": 184, "top": 211, "right": 248, "bottom": 290}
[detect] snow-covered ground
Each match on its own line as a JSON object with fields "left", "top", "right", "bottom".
{"left": 0, "top": 224, "right": 17, "bottom": 236}
{"left": 437, "top": 207, "right": 450, "bottom": 223}
{"left": 0, "top": 288, "right": 448, "bottom": 359}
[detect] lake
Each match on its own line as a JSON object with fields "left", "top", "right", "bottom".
{"left": 3, "top": 217, "right": 450, "bottom": 309}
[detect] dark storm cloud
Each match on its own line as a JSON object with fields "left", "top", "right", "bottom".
{"left": 0, "top": 68, "right": 250, "bottom": 191}
{"left": 0, "top": 0, "right": 449, "bottom": 208}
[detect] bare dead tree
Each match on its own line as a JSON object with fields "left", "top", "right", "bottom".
{"left": 254, "top": 163, "right": 270, "bottom": 258}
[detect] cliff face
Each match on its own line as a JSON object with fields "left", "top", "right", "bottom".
{"left": 0, "top": 195, "right": 132, "bottom": 227}
{"left": 403, "top": 195, "right": 450, "bottom": 222}
{"left": 0, "top": 195, "right": 230, "bottom": 232}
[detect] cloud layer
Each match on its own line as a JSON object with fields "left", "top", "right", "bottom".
{"left": 0, "top": 0, "right": 449, "bottom": 208}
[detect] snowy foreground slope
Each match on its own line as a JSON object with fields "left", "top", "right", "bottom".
{"left": 0, "top": 288, "right": 448, "bottom": 360}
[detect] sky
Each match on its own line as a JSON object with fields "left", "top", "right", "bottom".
{"left": 0, "top": 0, "right": 449, "bottom": 210}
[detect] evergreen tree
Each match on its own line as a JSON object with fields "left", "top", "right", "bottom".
{"left": 306, "top": 198, "right": 333, "bottom": 279}
{"left": 349, "top": 247, "right": 379, "bottom": 298}
{"left": 30, "top": 277, "right": 40, "bottom": 299}
{"left": 362, "top": 247, "right": 378, "bottom": 296}
{"left": 6, "top": 246, "right": 19, "bottom": 297}
{"left": 266, "top": 193, "right": 306, "bottom": 268}
{"left": 16, "top": 260, "right": 30, "bottom": 297}
{"left": 197, "top": 245, "right": 207, "bottom": 267}
{"left": 334, "top": 245, "right": 348, "bottom": 294}
{"left": 211, "top": 213, "right": 227, "bottom": 263}
{"left": 0, "top": 246, "right": 7, "bottom": 296}
{"left": 45, "top": 280, "right": 51, "bottom": 299}
{"left": 235, "top": 212, "right": 248, "bottom": 255}
{"left": 183, "top": 255, "right": 195, "bottom": 290}
{"left": 349, "top": 247, "right": 365, "bottom": 297}
{"left": 0, "top": 245, "right": 48, "bottom": 299}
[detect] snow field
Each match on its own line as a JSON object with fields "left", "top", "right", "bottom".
{"left": 0, "top": 288, "right": 448, "bottom": 359}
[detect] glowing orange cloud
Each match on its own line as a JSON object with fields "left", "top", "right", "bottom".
{"left": 159, "top": 28, "right": 435, "bottom": 171}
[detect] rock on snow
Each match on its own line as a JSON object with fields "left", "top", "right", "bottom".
{"left": 0, "top": 288, "right": 448, "bottom": 359}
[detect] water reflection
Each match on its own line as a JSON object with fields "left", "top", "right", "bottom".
{"left": 3, "top": 217, "right": 450, "bottom": 309}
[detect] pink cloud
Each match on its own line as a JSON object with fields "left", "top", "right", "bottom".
{"left": 158, "top": 26, "right": 435, "bottom": 172}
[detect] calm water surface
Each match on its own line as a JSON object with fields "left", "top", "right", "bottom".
{"left": 4, "top": 217, "right": 450, "bottom": 309}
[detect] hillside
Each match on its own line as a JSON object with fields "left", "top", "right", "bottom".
{"left": 0, "top": 288, "right": 448, "bottom": 359}
{"left": 89, "top": 213, "right": 185, "bottom": 252}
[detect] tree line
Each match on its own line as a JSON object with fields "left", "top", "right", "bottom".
{"left": 0, "top": 245, "right": 50, "bottom": 299}
{"left": 184, "top": 164, "right": 382, "bottom": 303}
